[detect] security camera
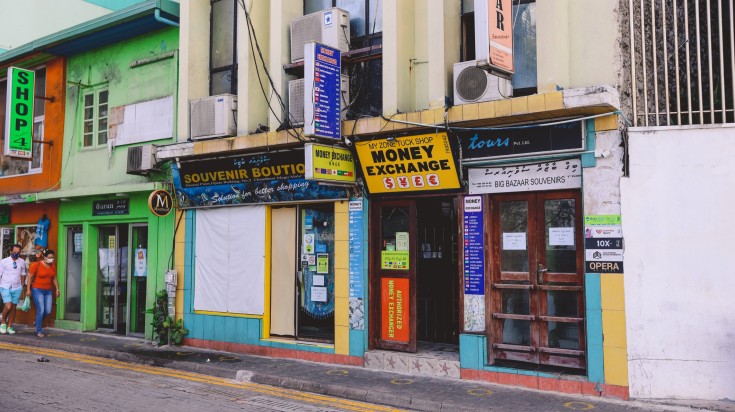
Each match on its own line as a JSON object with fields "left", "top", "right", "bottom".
{"left": 344, "top": 137, "right": 353, "bottom": 147}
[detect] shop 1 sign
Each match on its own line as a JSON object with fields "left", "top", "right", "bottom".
{"left": 304, "top": 42, "right": 341, "bottom": 139}
{"left": 93, "top": 199, "right": 129, "bottom": 216}
{"left": 4, "top": 67, "right": 35, "bottom": 159}
{"left": 304, "top": 143, "right": 355, "bottom": 184}
{"left": 148, "top": 190, "right": 173, "bottom": 217}
{"left": 355, "top": 132, "right": 461, "bottom": 194}
{"left": 381, "top": 277, "right": 409, "bottom": 343}
{"left": 468, "top": 159, "right": 581, "bottom": 194}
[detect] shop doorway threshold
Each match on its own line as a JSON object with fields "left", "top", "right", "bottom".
{"left": 364, "top": 341, "right": 460, "bottom": 379}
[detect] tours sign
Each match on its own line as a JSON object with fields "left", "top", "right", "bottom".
{"left": 354, "top": 132, "right": 461, "bottom": 194}
{"left": 4, "top": 67, "right": 35, "bottom": 159}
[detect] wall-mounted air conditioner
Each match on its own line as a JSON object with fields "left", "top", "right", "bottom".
{"left": 126, "top": 144, "right": 158, "bottom": 175}
{"left": 290, "top": 8, "right": 350, "bottom": 63}
{"left": 287, "top": 75, "right": 350, "bottom": 126}
{"left": 453, "top": 60, "right": 512, "bottom": 105}
{"left": 190, "top": 94, "right": 238, "bottom": 141}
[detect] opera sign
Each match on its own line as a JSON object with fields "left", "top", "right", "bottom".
{"left": 148, "top": 190, "right": 173, "bottom": 217}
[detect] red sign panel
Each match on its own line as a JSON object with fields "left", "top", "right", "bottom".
{"left": 489, "top": 0, "right": 514, "bottom": 74}
{"left": 381, "top": 278, "right": 410, "bottom": 343}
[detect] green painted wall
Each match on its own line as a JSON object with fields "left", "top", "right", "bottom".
{"left": 56, "top": 192, "right": 175, "bottom": 338}
{"left": 61, "top": 26, "right": 179, "bottom": 190}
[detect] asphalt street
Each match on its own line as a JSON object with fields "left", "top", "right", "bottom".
{"left": 0, "top": 345, "right": 400, "bottom": 412}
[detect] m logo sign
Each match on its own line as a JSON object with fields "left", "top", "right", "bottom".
{"left": 148, "top": 190, "right": 173, "bottom": 217}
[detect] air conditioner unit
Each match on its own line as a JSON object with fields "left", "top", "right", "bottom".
{"left": 190, "top": 94, "right": 238, "bottom": 140}
{"left": 126, "top": 144, "right": 158, "bottom": 175}
{"left": 287, "top": 75, "right": 349, "bottom": 126}
{"left": 290, "top": 8, "right": 350, "bottom": 63}
{"left": 453, "top": 60, "right": 513, "bottom": 105}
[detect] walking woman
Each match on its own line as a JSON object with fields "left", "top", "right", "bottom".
{"left": 26, "top": 249, "right": 59, "bottom": 337}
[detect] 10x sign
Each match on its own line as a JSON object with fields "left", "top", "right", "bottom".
{"left": 4, "top": 67, "right": 35, "bottom": 159}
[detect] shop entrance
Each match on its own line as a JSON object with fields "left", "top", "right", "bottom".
{"left": 371, "top": 197, "right": 459, "bottom": 353}
{"left": 487, "top": 190, "right": 585, "bottom": 369}
{"left": 97, "top": 224, "right": 148, "bottom": 335}
{"left": 65, "top": 226, "right": 83, "bottom": 321}
{"left": 270, "top": 203, "right": 335, "bottom": 342}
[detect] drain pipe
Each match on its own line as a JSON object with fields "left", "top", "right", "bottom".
{"left": 154, "top": 9, "right": 179, "bottom": 27}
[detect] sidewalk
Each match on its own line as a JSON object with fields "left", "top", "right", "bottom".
{"left": 0, "top": 326, "right": 722, "bottom": 412}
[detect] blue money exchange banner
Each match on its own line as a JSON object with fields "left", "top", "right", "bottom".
{"left": 172, "top": 150, "right": 347, "bottom": 208}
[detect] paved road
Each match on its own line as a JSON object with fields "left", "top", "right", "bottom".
{"left": 0, "top": 344, "right": 401, "bottom": 412}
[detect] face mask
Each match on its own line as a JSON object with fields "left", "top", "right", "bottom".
{"left": 11, "top": 253, "right": 20, "bottom": 259}
{"left": 45, "top": 258, "right": 55, "bottom": 264}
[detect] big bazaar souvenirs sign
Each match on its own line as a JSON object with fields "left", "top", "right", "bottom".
{"left": 355, "top": 133, "right": 461, "bottom": 194}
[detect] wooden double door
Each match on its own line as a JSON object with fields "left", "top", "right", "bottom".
{"left": 487, "top": 190, "right": 586, "bottom": 369}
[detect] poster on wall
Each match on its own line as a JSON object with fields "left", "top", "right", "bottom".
{"left": 172, "top": 150, "right": 347, "bottom": 208}
{"left": 15, "top": 225, "right": 36, "bottom": 257}
{"left": 584, "top": 214, "right": 624, "bottom": 274}
{"left": 348, "top": 198, "right": 365, "bottom": 330}
{"left": 463, "top": 196, "right": 485, "bottom": 332}
{"left": 381, "top": 277, "right": 409, "bottom": 343}
{"left": 134, "top": 248, "right": 147, "bottom": 277}
{"left": 381, "top": 251, "right": 409, "bottom": 270}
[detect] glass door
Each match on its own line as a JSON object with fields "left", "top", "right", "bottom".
{"left": 487, "top": 190, "right": 585, "bottom": 369}
{"left": 296, "top": 204, "right": 335, "bottom": 341}
{"left": 98, "top": 225, "right": 128, "bottom": 333}
{"left": 128, "top": 225, "right": 148, "bottom": 335}
{"left": 371, "top": 200, "right": 417, "bottom": 353}
{"left": 65, "top": 226, "right": 83, "bottom": 321}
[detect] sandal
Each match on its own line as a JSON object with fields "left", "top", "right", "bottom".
{"left": 36, "top": 333, "right": 45, "bottom": 338}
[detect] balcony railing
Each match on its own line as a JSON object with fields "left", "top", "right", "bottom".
{"left": 628, "top": 0, "right": 735, "bottom": 126}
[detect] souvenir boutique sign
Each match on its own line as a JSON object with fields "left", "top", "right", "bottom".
{"left": 355, "top": 132, "right": 461, "bottom": 194}
{"left": 4, "top": 67, "right": 35, "bottom": 159}
{"left": 93, "top": 199, "right": 129, "bottom": 216}
{"left": 459, "top": 122, "right": 584, "bottom": 161}
{"left": 172, "top": 150, "right": 346, "bottom": 208}
{"left": 304, "top": 143, "right": 355, "bottom": 184}
{"left": 468, "top": 158, "right": 582, "bottom": 194}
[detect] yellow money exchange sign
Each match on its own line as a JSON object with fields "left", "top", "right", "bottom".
{"left": 355, "top": 132, "right": 460, "bottom": 194}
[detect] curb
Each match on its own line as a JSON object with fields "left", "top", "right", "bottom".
{"left": 238, "top": 370, "right": 478, "bottom": 412}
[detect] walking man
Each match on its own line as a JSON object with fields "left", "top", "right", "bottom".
{"left": 0, "top": 244, "right": 27, "bottom": 334}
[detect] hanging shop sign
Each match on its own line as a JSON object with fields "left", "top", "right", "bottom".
{"left": 584, "top": 214, "right": 624, "bottom": 274}
{"left": 355, "top": 132, "right": 461, "bottom": 194}
{"left": 381, "top": 277, "right": 410, "bottom": 343}
{"left": 474, "top": 0, "right": 513, "bottom": 74}
{"left": 172, "top": 150, "right": 346, "bottom": 208}
{"left": 92, "top": 199, "right": 129, "bottom": 216}
{"left": 148, "top": 189, "right": 173, "bottom": 217}
{"left": 304, "top": 143, "right": 355, "bottom": 184}
{"left": 468, "top": 158, "right": 582, "bottom": 194}
{"left": 460, "top": 122, "right": 584, "bottom": 162}
{"left": 463, "top": 196, "right": 485, "bottom": 332}
{"left": 304, "top": 42, "right": 341, "bottom": 139}
{"left": 4, "top": 67, "right": 35, "bottom": 159}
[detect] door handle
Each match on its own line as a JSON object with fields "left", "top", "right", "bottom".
{"left": 537, "top": 264, "right": 547, "bottom": 285}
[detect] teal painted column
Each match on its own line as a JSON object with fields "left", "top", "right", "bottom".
{"left": 585, "top": 273, "right": 604, "bottom": 382}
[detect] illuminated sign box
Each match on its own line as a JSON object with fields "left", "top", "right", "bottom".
{"left": 304, "top": 143, "right": 355, "bottom": 184}
{"left": 354, "top": 132, "right": 461, "bottom": 195}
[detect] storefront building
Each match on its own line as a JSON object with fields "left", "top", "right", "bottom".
{"left": 23, "top": 1, "right": 181, "bottom": 338}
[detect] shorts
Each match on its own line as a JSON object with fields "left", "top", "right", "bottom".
{"left": 0, "top": 287, "right": 22, "bottom": 305}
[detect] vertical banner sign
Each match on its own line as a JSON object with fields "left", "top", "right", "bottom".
{"left": 463, "top": 196, "right": 486, "bottom": 332}
{"left": 348, "top": 199, "right": 365, "bottom": 330}
{"left": 304, "top": 42, "right": 341, "bottom": 139}
{"left": 584, "top": 214, "right": 624, "bottom": 273}
{"left": 4, "top": 67, "right": 35, "bottom": 159}
{"left": 489, "top": 0, "right": 514, "bottom": 73}
{"left": 381, "top": 277, "right": 409, "bottom": 343}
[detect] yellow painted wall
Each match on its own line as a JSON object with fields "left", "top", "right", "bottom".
{"left": 334, "top": 200, "right": 350, "bottom": 355}
{"left": 177, "top": 0, "right": 210, "bottom": 141}
{"left": 601, "top": 273, "right": 628, "bottom": 386}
